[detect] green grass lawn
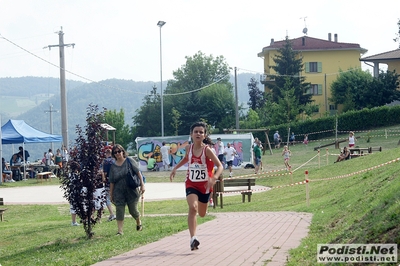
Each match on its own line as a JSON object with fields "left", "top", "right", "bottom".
{"left": 1, "top": 127, "right": 399, "bottom": 265}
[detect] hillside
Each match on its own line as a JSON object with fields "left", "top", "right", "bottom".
{"left": 0, "top": 74, "right": 260, "bottom": 160}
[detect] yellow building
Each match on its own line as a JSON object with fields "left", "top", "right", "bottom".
{"left": 257, "top": 34, "right": 367, "bottom": 116}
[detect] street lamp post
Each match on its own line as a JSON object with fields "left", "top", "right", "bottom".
{"left": 157, "top": 20, "right": 166, "bottom": 137}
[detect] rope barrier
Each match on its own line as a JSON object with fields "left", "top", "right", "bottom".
{"left": 222, "top": 168, "right": 289, "bottom": 180}
{"left": 337, "top": 129, "right": 400, "bottom": 133}
{"left": 291, "top": 153, "right": 319, "bottom": 173}
{"left": 311, "top": 158, "right": 400, "bottom": 182}
{"left": 271, "top": 180, "right": 308, "bottom": 189}
{"left": 214, "top": 157, "right": 399, "bottom": 197}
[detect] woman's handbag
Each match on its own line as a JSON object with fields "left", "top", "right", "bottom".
{"left": 126, "top": 158, "right": 141, "bottom": 189}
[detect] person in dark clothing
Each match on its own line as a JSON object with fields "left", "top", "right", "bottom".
{"left": 18, "top": 146, "right": 30, "bottom": 162}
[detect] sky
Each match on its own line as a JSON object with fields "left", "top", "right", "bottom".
{"left": 0, "top": 0, "right": 399, "bottom": 83}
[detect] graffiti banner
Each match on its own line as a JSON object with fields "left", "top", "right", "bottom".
{"left": 135, "top": 133, "right": 254, "bottom": 171}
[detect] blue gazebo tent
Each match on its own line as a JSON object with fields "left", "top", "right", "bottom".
{"left": 1, "top": 119, "right": 62, "bottom": 144}
{"left": 1, "top": 119, "right": 62, "bottom": 184}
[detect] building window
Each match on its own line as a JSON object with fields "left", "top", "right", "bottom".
{"left": 305, "top": 62, "right": 322, "bottom": 73}
{"left": 329, "top": 105, "right": 336, "bottom": 111}
{"left": 306, "top": 84, "right": 322, "bottom": 95}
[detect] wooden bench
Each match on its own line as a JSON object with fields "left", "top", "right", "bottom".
{"left": 369, "top": 147, "right": 382, "bottom": 153}
{"left": 212, "top": 178, "right": 256, "bottom": 209}
{"left": 0, "top": 208, "right": 7, "bottom": 221}
{"left": 349, "top": 147, "right": 382, "bottom": 158}
{"left": 36, "top": 171, "right": 53, "bottom": 183}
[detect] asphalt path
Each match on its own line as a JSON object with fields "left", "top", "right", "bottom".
{"left": 0, "top": 183, "right": 268, "bottom": 205}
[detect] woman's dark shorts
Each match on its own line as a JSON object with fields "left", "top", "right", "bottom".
{"left": 186, "top": 187, "right": 210, "bottom": 203}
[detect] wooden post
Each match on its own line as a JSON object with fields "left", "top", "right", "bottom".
{"left": 318, "top": 149, "right": 320, "bottom": 168}
{"left": 305, "top": 172, "right": 310, "bottom": 207}
{"left": 264, "top": 129, "right": 273, "bottom": 155}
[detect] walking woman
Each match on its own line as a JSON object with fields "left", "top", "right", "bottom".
{"left": 170, "top": 121, "right": 223, "bottom": 251}
{"left": 282, "top": 145, "right": 292, "bottom": 171}
{"left": 348, "top": 131, "right": 356, "bottom": 148}
{"left": 109, "top": 144, "right": 145, "bottom": 235}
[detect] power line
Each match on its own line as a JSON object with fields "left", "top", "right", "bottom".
{"left": 163, "top": 74, "right": 230, "bottom": 96}
{"left": 0, "top": 34, "right": 148, "bottom": 95}
{"left": 1, "top": 33, "right": 234, "bottom": 97}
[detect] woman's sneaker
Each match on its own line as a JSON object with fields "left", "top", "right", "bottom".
{"left": 190, "top": 236, "right": 200, "bottom": 250}
{"left": 107, "top": 215, "right": 116, "bottom": 222}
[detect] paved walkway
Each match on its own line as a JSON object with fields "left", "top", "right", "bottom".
{"left": 0, "top": 183, "right": 189, "bottom": 204}
{"left": 0, "top": 184, "right": 313, "bottom": 265}
{"left": 93, "top": 212, "right": 312, "bottom": 266}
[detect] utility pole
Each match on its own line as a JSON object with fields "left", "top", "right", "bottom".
{"left": 44, "top": 27, "right": 75, "bottom": 148}
{"left": 45, "top": 104, "right": 58, "bottom": 151}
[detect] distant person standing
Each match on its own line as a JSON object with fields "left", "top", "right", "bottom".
{"left": 282, "top": 145, "right": 292, "bottom": 171}
{"left": 61, "top": 145, "right": 69, "bottom": 167}
{"left": 273, "top": 131, "right": 280, "bottom": 149}
{"left": 45, "top": 149, "right": 54, "bottom": 173}
{"left": 55, "top": 149, "right": 63, "bottom": 177}
{"left": 102, "top": 149, "right": 116, "bottom": 221}
{"left": 253, "top": 141, "right": 262, "bottom": 174}
{"left": 224, "top": 143, "right": 237, "bottom": 177}
{"left": 303, "top": 134, "right": 309, "bottom": 145}
{"left": 41, "top": 152, "right": 47, "bottom": 165}
{"left": 160, "top": 142, "right": 171, "bottom": 171}
{"left": 348, "top": 131, "right": 356, "bottom": 148}
{"left": 252, "top": 138, "right": 261, "bottom": 169}
{"left": 46, "top": 149, "right": 54, "bottom": 166}
{"left": 289, "top": 132, "right": 295, "bottom": 145}
{"left": 216, "top": 137, "right": 225, "bottom": 168}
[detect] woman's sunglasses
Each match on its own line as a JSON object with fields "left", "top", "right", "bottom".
{"left": 114, "top": 150, "right": 122, "bottom": 154}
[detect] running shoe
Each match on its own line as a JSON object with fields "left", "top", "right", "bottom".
{"left": 190, "top": 236, "right": 200, "bottom": 250}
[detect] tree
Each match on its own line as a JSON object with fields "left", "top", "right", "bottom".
{"left": 247, "top": 77, "right": 265, "bottom": 110}
{"left": 330, "top": 68, "right": 373, "bottom": 111}
{"left": 330, "top": 68, "right": 400, "bottom": 111}
{"left": 60, "top": 104, "right": 106, "bottom": 239}
{"left": 170, "top": 107, "right": 182, "bottom": 136}
{"left": 367, "top": 70, "right": 400, "bottom": 107}
{"left": 270, "top": 36, "right": 312, "bottom": 110}
{"left": 103, "top": 109, "right": 133, "bottom": 149}
{"left": 163, "top": 51, "right": 235, "bottom": 134}
{"left": 133, "top": 91, "right": 162, "bottom": 137}
{"left": 196, "top": 83, "right": 236, "bottom": 130}
{"left": 259, "top": 82, "right": 299, "bottom": 126}
{"left": 239, "top": 108, "right": 262, "bottom": 129}
{"left": 277, "top": 78, "right": 300, "bottom": 123}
